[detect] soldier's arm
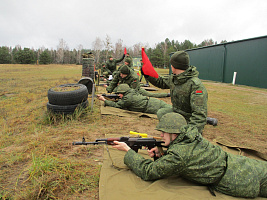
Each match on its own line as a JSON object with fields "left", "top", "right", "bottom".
{"left": 146, "top": 75, "right": 170, "bottom": 89}
{"left": 124, "top": 149, "right": 184, "bottom": 181}
{"left": 115, "top": 54, "right": 125, "bottom": 64}
{"left": 104, "top": 95, "right": 131, "bottom": 109}
{"left": 188, "top": 80, "right": 208, "bottom": 133}
{"left": 104, "top": 99, "right": 124, "bottom": 109}
{"left": 106, "top": 74, "right": 119, "bottom": 93}
{"left": 106, "top": 68, "right": 112, "bottom": 75}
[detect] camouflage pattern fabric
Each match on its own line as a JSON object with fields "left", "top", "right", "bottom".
{"left": 106, "top": 71, "right": 140, "bottom": 93}
{"left": 124, "top": 126, "right": 267, "bottom": 198}
{"left": 125, "top": 54, "right": 133, "bottom": 67}
{"left": 146, "top": 66, "right": 207, "bottom": 133}
{"left": 104, "top": 89, "right": 171, "bottom": 114}
{"left": 138, "top": 87, "right": 169, "bottom": 98}
{"left": 113, "top": 63, "right": 134, "bottom": 77}
{"left": 106, "top": 54, "right": 125, "bottom": 73}
{"left": 102, "top": 67, "right": 112, "bottom": 78}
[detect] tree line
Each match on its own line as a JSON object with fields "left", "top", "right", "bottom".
{"left": 0, "top": 36, "right": 228, "bottom": 68}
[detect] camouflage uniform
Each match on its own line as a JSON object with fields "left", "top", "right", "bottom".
{"left": 146, "top": 66, "right": 208, "bottom": 133}
{"left": 102, "top": 65, "right": 112, "bottom": 79}
{"left": 104, "top": 88, "right": 172, "bottom": 114}
{"left": 138, "top": 87, "right": 169, "bottom": 98}
{"left": 113, "top": 60, "right": 133, "bottom": 77}
{"left": 124, "top": 113, "right": 267, "bottom": 198}
{"left": 106, "top": 66, "right": 170, "bottom": 98}
{"left": 125, "top": 54, "right": 133, "bottom": 67}
{"left": 106, "top": 54, "right": 125, "bottom": 74}
{"left": 106, "top": 68, "right": 140, "bottom": 93}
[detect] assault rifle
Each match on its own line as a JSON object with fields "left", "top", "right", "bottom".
{"left": 73, "top": 136, "right": 165, "bottom": 160}
{"left": 89, "top": 93, "right": 120, "bottom": 100}
{"left": 101, "top": 93, "right": 120, "bottom": 100}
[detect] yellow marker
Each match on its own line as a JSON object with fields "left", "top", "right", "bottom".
{"left": 130, "top": 131, "right": 147, "bottom": 138}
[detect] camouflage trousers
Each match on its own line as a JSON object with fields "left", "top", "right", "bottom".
{"left": 215, "top": 153, "right": 267, "bottom": 198}
{"left": 144, "top": 98, "right": 172, "bottom": 114}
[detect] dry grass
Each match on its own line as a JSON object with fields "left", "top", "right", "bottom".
{"left": 0, "top": 64, "right": 266, "bottom": 199}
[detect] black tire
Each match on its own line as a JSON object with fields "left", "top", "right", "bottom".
{"left": 48, "top": 84, "right": 88, "bottom": 106}
{"left": 47, "top": 100, "right": 89, "bottom": 114}
{"left": 78, "top": 77, "right": 95, "bottom": 94}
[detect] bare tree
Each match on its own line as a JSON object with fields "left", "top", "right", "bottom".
{"left": 92, "top": 37, "right": 103, "bottom": 64}
{"left": 57, "top": 38, "right": 69, "bottom": 64}
{"left": 114, "top": 39, "right": 123, "bottom": 58}
{"left": 133, "top": 43, "right": 143, "bottom": 57}
{"left": 104, "top": 34, "right": 113, "bottom": 60}
{"left": 199, "top": 39, "right": 215, "bottom": 47}
{"left": 76, "top": 44, "right": 83, "bottom": 64}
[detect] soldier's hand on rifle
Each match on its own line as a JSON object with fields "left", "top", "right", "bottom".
{"left": 97, "top": 95, "right": 106, "bottom": 101}
{"left": 148, "top": 147, "right": 161, "bottom": 158}
{"left": 112, "top": 141, "right": 131, "bottom": 152}
{"left": 103, "top": 84, "right": 108, "bottom": 88}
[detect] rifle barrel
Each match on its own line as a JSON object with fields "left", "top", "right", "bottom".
{"left": 72, "top": 141, "right": 107, "bottom": 145}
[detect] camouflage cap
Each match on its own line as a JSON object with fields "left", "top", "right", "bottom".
{"left": 170, "top": 51, "right": 189, "bottom": 70}
{"left": 115, "top": 84, "right": 130, "bottom": 94}
{"left": 125, "top": 58, "right": 131, "bottom": 64}
{"left": 108, "top": 55, "right": 113, "bottom": 59}
{"left": 120, "top": 65, "right": 130, "bottom": 75}
{"left": 102, "top": 63, "right": 106, "bottom": 66}
{"left": 155, "top": 112, "right": 187, "bottom": 134}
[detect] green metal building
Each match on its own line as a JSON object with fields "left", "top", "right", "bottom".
{"left": 171, "top": 35, "right": 267, "bottom": 89}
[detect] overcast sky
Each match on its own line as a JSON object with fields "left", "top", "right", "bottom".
{"left": 1, "top": 0, "right": 267, "bottom": 50}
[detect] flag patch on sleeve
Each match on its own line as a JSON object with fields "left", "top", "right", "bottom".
{"left": 196, "top": 90, "right": 203, "bottom": 94}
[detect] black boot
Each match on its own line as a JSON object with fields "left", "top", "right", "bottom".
{"left": 207, "top": 117, "right": 218, "bottom": 126}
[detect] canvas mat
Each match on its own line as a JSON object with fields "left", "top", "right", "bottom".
{"left": 99, "top": 134, "right": 266, "bottom": 200}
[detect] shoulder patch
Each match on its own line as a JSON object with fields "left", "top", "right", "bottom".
{"left": 196, "top": 90, "right": 203, "bottom": 95}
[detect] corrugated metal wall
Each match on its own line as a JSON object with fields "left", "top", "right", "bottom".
{"left": 170, "top": 35, "right": 267, "bottom": 88}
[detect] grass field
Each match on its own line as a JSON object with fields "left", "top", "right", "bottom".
{"left": 0, "top": 64, "right": 266, "bottom": 199}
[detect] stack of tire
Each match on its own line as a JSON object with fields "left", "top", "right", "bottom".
{"left": 47, "top": 84, "right": 89, "bottom": 114}
{"left": 82, "top": 57, "right": 95, "bottom": 79}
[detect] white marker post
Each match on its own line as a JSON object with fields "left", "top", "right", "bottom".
{"left": 232, "top": 72, "right": 237, "bottom": 85}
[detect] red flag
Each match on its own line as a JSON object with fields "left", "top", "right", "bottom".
{"left": 141, "top": 47, "right": 159, "bottom": 78}
{"left": 124, "top": 48, "right": 127, "bottom": 55}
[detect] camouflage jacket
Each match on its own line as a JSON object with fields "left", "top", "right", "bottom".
{"left": 106, "top": 54, "right": 125, "bottom": 73}
{"left": 106, "top": 71, "right": 140, "bottom": 93}
{"left": 113, "top": 64, "right": 134, "bottom": 77}
{"left": 104, "top": 89, "right": 171, "bottom": 114}
{"left": 124, "top": 126, "right": 267, "bottom": 198}
{"left": 146, "top": 66, "right": 207, "bottom": 132}
{"left": 101, "top": 67, "right": 112, "bottom": 76}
